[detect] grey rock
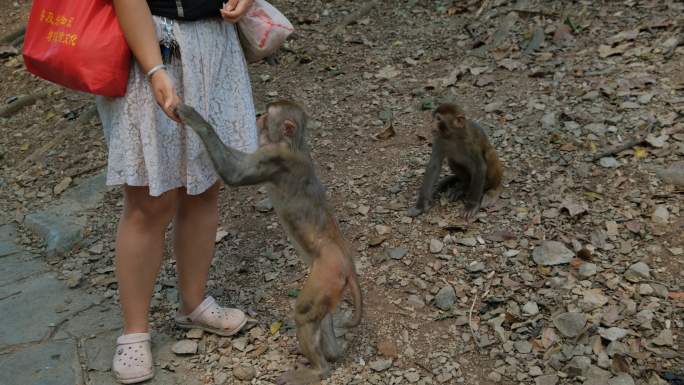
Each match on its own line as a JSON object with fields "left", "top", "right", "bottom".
{"left": 599, "top": 157, "right": 619, "bottom": 168}
{"left": 599, "top": 327, "right": 628, "bottom": 342}
{"left": 514, "top": 340, "right": 532, "bottom": 354}
{"left": 625, "top": 262, "right": 650, "bottom": 282}
{"left": 387, "top": 247, "right": 408, "bottom": 260}
{"left": 536, "top": 374, "right": 559, "bottom": 385}
{"left": 232, "top": 336, "right": 248, "bottom": 351}
{"left": 533, "top": 241, "right": 574, "bottom": 266}
{"left": 233, "top": 364, "right": 256, "bottom": 381}
{"left": 565, "top": 356, "right": 591, "bottom": 377}
{"left": 652, "top": 329, "right": 674, "bottom": 346}
{"left": 636, "top": 309, "right": 655, "bottom": 329}
{"left": 608, "top": 373, "right": 635, "bottom": 385}
{"left": 522, "top": 301, "right": 539, "bottom": 316}
{"left": 541, "top": 112, "right": 557, "bottom": 130}
{"left": 639, "top": 283, "right": 654, "bottom": 295}
{"left": 656, "top": 161, "right": 684, "bottom": 187}
{"left": 581, "top": 289, "right": 609, "bottom": 310}
{"left": 529, "top": 366, "right": 544, "bottom": 376}
{"left": 578, "top": 263, "right": 598, "bottom": 278}
{"left": 407, "top": 294, "right": 426, "bottom": 309}
{"left": 583, "top": 365, "right": 612, "bottom": 385}
{"left": 0, "top": 339, "right": 82, "bottom": 385}
{"left": 23, "top": 213, "right": 85, "bottom": 258}
{"left": 488, "top": 371, "right": 503, "bottom": 382}
{"left": 585, "top": 123, "right": 607, "bottom": 136}
{"left": 255, "top": 197, "right": 273, "bottom": 212}
{"left": 651, "top": 206, "right": 669, "bottom": 224}
{"left": 24, "top": 173, "right": 109, "bottom": 257}
{"left": 456, "top": 237, "right": 477, "bottom": 246}
{"left": 369, "top": 358, "right": 393, "bottom": 371}
{"left": 214, "top": 372, "right": 230, "bottom": 385}
{"left": 553, "top": 312, "right": 587, "bottom": 337}
{"left": 405, "top": 371, "right": 421, "bottom": 383}
{"left": 466, "top": 261, "right": 485, "bottom": 273}
{"left": 434, "top": 286, "right": 455, "bottom": 311}
{"left": 429, "top": 239, "right": 443, "bottom": 253}
{"left": 172, "top": 339, "right": 198, "bottom": 355}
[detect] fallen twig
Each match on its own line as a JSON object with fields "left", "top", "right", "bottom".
{"left": 0, "top": 92, "right": 49, "bottom": 118}
{"left": 468, "top": 271, "right": 495, "bottom": 350}
{"left": 591, "top": 123, "right": 657, "bottom": 162}
{"left": 333, "top": 1, "right": 379, "bottom": 33}
{"left": 475, "top": 0, "right": 491, "bottom": 18}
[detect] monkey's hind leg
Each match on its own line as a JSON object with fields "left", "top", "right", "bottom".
{"left": 278, "top": 275, "right": 342, "bottom": 385}
{"left": 320, "top": 313, "right": 344, "bottom": 362}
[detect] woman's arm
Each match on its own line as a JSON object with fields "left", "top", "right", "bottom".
{"left": 112, "top": 0, "right": 180, "bottom": 121}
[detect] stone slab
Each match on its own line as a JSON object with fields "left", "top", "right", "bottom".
{"left": 23, "top": 213, "right": 85, "bottom": 257}
{"left": 0, "top": 339, "right": 82, "bottom": 385}
{"left": 54, "top": 304, "right": 120, "bottom": 341}
{"left": 0, "top": 272, "right": 96, "bottom": 347}
{"left": 23, "top": 172, "right": 108, "bottom": 257}
{"left": 0, "top": 224, "right": 20, "bottom": 258}
{"left": 0, "top": 252, "right": 48, "bottom": 287}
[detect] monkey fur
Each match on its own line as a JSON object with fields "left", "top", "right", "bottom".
{"left": 177, "top": 101, "right": 362, "bottom": 385}
{"left": 408, "top": 103, "right": 503, "bottom": 221}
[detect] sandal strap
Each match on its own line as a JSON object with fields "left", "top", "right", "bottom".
{"left": 187, "top": 296, "right": 218, "bottom": 322}
{"left": 116, "top": 332, "right": 151, "bottom": 345}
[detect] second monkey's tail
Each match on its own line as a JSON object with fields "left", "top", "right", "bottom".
{"left": 343, "top": 270, "right": 363, "bottom": 328}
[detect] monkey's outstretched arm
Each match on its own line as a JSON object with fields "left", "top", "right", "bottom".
{"left": 410, "top": 142, "right": 444, "bottom": 216}
{"left": 177, "top": 104, "right": 286, "bottom": 186}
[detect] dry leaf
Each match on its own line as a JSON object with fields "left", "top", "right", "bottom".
{"left": 372, "top": 124, "right": 396, "bottom": 141}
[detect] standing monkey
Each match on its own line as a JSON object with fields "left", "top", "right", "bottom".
{"left": 176, "top": 101, "right": 362, "bottom": 385}
{"left": 408, "top": 103, "right": 503, "bottom": 221}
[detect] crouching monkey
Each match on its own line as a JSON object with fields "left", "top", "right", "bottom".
{"left": 408, "top": 103, "right": 503, "bottom": 221}
{"left": 176, "top": 101, "right": 362, "bottom": 385}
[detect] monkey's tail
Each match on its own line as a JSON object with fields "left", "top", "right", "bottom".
{"left": 343, "top": 271, "right": 363, "bottom": 328}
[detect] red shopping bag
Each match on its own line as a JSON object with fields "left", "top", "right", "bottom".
{"left": 22, "top": 0, "right": 131, "bottom": 97}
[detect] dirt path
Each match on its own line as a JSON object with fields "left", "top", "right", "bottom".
{"left": 1, "top": 1, "right": 682, "bottom": 384}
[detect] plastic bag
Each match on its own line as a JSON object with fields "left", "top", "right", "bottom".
{"left": 237, "top": 0, "right": 294, "bottom": 63}
{"left": 22, "top": 0, "right": 131, "bottom": 97}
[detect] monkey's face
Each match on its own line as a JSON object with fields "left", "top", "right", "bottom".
{"left": 433, "top": 112, "right": 465, "bottom": 136}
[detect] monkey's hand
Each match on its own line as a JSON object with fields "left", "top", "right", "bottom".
{"left": 462, "top": 201, "right": 481, "bottom": 223}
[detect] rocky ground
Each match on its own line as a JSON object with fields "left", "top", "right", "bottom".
{"left": 1, "top": 0, "right": 683, "bottom": 384}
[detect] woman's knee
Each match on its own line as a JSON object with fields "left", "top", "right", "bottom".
{"left": 122, "top": 186, "right": 179, "bottom": 225}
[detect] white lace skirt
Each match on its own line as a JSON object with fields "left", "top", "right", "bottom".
{"left": 96, "top": 16, "right": 258, "bottom": 197}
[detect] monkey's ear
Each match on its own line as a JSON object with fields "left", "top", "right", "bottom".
{"left": 283, "top": 119, "right": 297, "bottom": 137}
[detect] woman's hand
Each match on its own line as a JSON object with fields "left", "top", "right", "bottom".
{"left": 150, "top": 70, "right": 181, "bottom": 122}
{"left": 220, "top": 0, "right": 254, "bottom": 23}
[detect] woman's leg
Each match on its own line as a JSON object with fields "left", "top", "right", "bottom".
{"left": 116, "top": 185, "right": 179, "bottom": 334}
{"left": 173, "top": 182, "right": 220, "bottom": 315}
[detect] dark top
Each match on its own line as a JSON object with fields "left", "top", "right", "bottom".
{"left": 147, "top": 0, "right": 224, "bottom": 21}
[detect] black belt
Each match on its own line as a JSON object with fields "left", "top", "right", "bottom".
{"left": 147, "top": 0, "right": 223, "bottom": 21}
